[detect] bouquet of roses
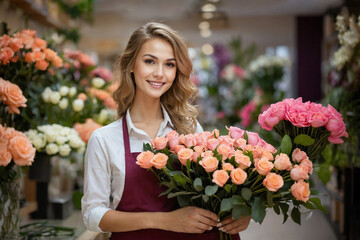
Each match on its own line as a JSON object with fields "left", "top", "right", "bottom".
{"left": 137, "top": 127, "right": 326, "bottom": 239}
{"left": 258, "top": 97, "right": 348, "bottom": 163}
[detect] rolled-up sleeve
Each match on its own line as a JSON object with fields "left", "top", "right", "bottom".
{"left": 81, "top": 131, "right": 112, "bottom": 232}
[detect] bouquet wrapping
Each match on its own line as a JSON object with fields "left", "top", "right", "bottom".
{"left": 137, "top": 127, "right": 326, "bottom": 239}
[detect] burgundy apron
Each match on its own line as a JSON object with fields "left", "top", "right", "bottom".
{"left": 110, "top": 114, "right": 240, "bottom": 240}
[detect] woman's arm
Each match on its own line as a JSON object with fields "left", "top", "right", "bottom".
{"left": 99, "top": 206, "right": 219, "bottom": 234}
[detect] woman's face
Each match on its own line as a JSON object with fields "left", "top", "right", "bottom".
{"left": 132, "top": 37, "right": 177, "bottom": 100}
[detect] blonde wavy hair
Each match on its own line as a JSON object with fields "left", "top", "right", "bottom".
{"left": 113, "top": 22, "right": 199, "bottom": 134}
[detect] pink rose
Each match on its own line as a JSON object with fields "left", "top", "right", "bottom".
{"left": 8, "top": 135, "right": 36, "bottom": 166}
{"left": 263, "top": 173, "right": 284, "bottom": 192}
{"left": 291, "top": 180, "right": 310, "bottom": 202}
{"left": 211, "top": 129, "right": 220, "bottom": 138}
{"left": 152, "top": 137, "right": 168, "bottom": 150}
{"left": 206, "top": 138, "right": 219, "bottom": 151}
{"left": 230, "top": 168, "right": 247, "bottom": 185}
{"left": 212, "top": 170, "right": 229, "bottom": 187}
{"left": 199, "top": 156, "right": 219, "bottom": 172}
{"left": 194, "top": 132, "right": 206, "bottom": 147}
{"left": 228, "top": 126, "right": 245, "bottom": 140}
{"left": 290, "top": 165, "right": 309, "bottom": 181}
{"left": 201, "top": 150, "right": 214, "bottom": 159}
{"left": 234, "top": 150, "right": 251, "bottom": 169}
{"left": 173, "top": 145, "right": 185, "bottom": 154}
{"left": 246, "top": 131, "right": 261, "bottom": 146}
{"left": 284, "top": 103, "right": 311, "bottom": 127}
{"left": 260, "top": 149, "right": 274, "bottom": 161}
{"left": 255, "top": 158, "right": 274, "bottom": 175}
{"left": 222, "top": 162, "right": 235, "bottom": 171}
{"left": 274, "top": 153, "right": 292, "bottom": 171}
{"left": 184, "top": 134, "right": 196, "bottom": 148}
{"left": 150, "top": 153, "right": 168, "bottom": 169}
{"left": 217, "top": 143, "right": 233, "bottom": 161}
{"left": 292, "top": 148, "right": 308, "bottom": 163}
{"left": 258, "top": 101, "right": 285, "bottom": 130}
{"left": 177, "top": 148, "right": 194, "bottom": 166}
{"left": 218, "top": 135, "right": 234, "bottom": 147}
{"left": 299, "top": 158, "right": 313, "bottom": 174}
{"left": 192, "top": 146, "right": 204, "bottom": 162}
{"left": 234, "top": 138, "right": 247, "bottom": 150}
{"left": 308, "top": 105, "right": 329, "bottom": 127}
{"left": 136, "top": 151, "right": 154, "bottom": 169}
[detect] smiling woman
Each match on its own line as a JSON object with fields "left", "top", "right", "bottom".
{"left": 81, "top": 22, "right": 250, "bottom": 240}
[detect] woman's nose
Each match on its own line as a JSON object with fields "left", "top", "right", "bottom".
{"left": 153, "top": 65, "right": 164, "bottom": 77}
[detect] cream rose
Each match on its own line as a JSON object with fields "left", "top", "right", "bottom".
{"left": 72, "top": 99, "right": 84, "bottom": 112}
{"left": 59, "top": 144, "right": 71, "bottom": 157}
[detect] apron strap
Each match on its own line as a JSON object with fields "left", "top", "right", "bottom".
{"left": 122, "top": 112, "right": 131, "bottom": 155}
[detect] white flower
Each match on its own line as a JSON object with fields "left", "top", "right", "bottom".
{"left": 69, "top": 135, "right": 84, "bottom": 149}
{"left": 59, "top": 144, "right": 71, "bottom": 157}
{"left": 46, "top": 143, "right": 59, "bottom": 155}
{"left": 91, "top": 77, "right": 106, "bottom": 88}
{"left": 32, "top": 134, "right": 46, "bottom": 150}
{"left": 69, "top": 87, "right": 77, "bottom": 97}
{"left": 72, "top": 99, "right": 84, "bottom": 112}
{"left": 42, "top": 87, "right": 53, "bottom": 103}
{"left": 56, "top": 136, "right": 68, "bottom": 145}
{"left": 77, "top": 146, "right": 85, "bottom": 154}
{"left": 97, "top": 109, "right": 109, "bottom": 124}
{"left": 59, "top": 98, "right": 69, "bottom": 109}
{"left": 50, "top": 91, "right": 61, "bottom": 104}
{"left": 59, "top": 86, "right": 70, "bottom": 96}
{"left": 25, "top": 129, "right": 38, "bottom": 140}
{"left": 45, "top": 130, "right": 57, "bottom": 143}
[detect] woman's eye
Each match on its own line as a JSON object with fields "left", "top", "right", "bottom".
{"left": 144, "top": 59, "right": 155, "bottom": 64}
{"left": 166, "top": 62, "right": 175, "bottom": 68}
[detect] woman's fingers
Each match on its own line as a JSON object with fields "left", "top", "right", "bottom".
{"left": 219, "top": 215, "right": 251, "bottom": 235}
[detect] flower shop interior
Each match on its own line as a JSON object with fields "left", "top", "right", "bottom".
{"left": 1, "top": 0, "right": 359, "bottom": 239}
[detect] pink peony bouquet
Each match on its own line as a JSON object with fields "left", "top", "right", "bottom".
{"left": 137, "top": 127, "right": 326, "bottom": 240}
{"left": 258, "top": 97, "right": 348, "bottom": 162}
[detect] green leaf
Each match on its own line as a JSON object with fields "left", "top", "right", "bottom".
{"left": 316, "top": 164, "right": 331, "bottom": 185}
{"left": 321, "top": 145, "right": 332, "bottom": 162}
{"left": 177, "top": 195, "right": 191, "bottom": 207}
{"left": 202, "top": 194, "right": 209, "bottom": 203}
{"left": 279, "top": 203, "right": 289, "bottom": 223}
{"left": 280, "top": 135, "right": 292, "bottom": 155}
{"left": 267, "top": 191, "right": 273, "bottom": 207}
{"left": 241, "top": 188, "right": 252, "bottom": 201}
{"left": 244, "top": 132, "right": 248, "bottom": 142}
{"left": 273, "top": 204, "right": 280, "bottom": 215}
{"left": 194, "top": 178, "right": 203, "bottom": 192}
{"left": 159, "top": 187, "right": 172, "bottom": 197}
{"left": 220, "top": 198, "right": 233, "bottom": 212}
{"left": 186, "top": 159, "right": 191, "bottom": 171}
{"left": 72, "top": 191, "right": 83, "bottom": 210}
{"left": 302, "top": 201, "right": 316, "bottom": 210}
{"left": 251, "top": 197, "right": 266, "bottom": 224}
{"left": 173, "top": 174, "right": 187, "bottom": 186}
{"left": 205, "top": 185, "right": 219, "bottom": 196}
{"left": 308, "top": 198, "right": 328, "bottom": 213}
{"left": 232, "top": 195, "right": 244, "bottom": 205}
{"left": 294, "top": 134, "right": 315, "bottom": 146}
{"left": 143, "top": 143, "right": 152, "bottom": 151}
{"left": 232, "top": 205, "right": 242, "bottom": 220}
{"left": 224, "top": 184, "right": 232, "bottom": 193}
{"left": 167, "top": 191, "right": 195, "bottom": 198}
{"left": 291, "top": 207, "right": 301, "bottom": 225}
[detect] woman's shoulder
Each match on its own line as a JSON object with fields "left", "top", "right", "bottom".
{"left": 91, "top": 118, "right": 123, "bottom": 140}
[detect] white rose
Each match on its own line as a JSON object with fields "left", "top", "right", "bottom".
{"left": 32, "top": 134, "right": 46, "bottom": 150}
{"left": 42, "top": 87, "right": 53, "bottom": 103}
{"left": 25, "top": 129, "right": 38, "bottom": 140}
{"left": 69, "top": 87, "right": 77, "bottom": 97}
{"left": 45, "top": 143, "right": 59, "bottom": 155}
{"left": 50, "top": 91, "right": 61, "bottom": 104}
{"left": 69, "top": 135, "right": 83, "bottom": 148}
{"left": 98, "top": 109, "right": 108, "bottom": 124}
{"left": 72, "top": 99, "right": 84, "bottom": 112}
{"left": 56, "top": 136, "right": 68, "bottom": 145}
{"left": 59, "top": 98, "right": 69, "bottom": 109}
{"left": 59, "top": 86, "right": 70, "bottom": 96}
{"left": 59, "top": 144, "right": 71, "bottom": 157}
{"left": 77, "top": 146, "right": 85, "bottom": 154}
{"left": 45, "top": 130, "right": 57, "bottom": 143}
{"left": 91, "top": 77, "right": 105, "bottom": 88}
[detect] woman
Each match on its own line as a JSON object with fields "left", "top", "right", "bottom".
{"left": 81, "top": 22, "right": 251, "bottom": 239}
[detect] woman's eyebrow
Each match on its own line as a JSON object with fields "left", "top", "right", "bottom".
{"left": 142, "top": 54, "right": 176, "bottom": 61}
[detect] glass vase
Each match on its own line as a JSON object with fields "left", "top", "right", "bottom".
{"left": 0, "top": 174, "right": 20, "bottom": 239}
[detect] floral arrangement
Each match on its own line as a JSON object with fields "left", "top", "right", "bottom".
{"left": 258, "top": 97, "right": 348, "bottom": 163}
{"left": 24, "top": 124, "right": 85, "bottom": 157}
{"left": 74, "top": 118, "right": 102, "bottom": 143}
{"left": 136, "top": 127, "right": 326, "bottom": 239}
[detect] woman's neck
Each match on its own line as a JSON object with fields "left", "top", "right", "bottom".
{"left": 129, "top": 95, "right": 163, "bottom": 124}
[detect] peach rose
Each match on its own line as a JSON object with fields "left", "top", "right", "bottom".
{"left": 217, "top": 143, "right": 232, "bottom": 160}
{"left": 184, "top": 134, "right": 196, "bottom": 148}
{"left": 192, "top": 146, "right": 204, "bottom": 162}
{"left": 166, "top": 130, "right": 179, "bottom": 150}
{"left": 52, "top": 56, "right": 63, "bottom": 68}
{"left": 199, "top": 156, "right": 219, "bottom": 172}
{"left": 299, "top": 158, "right": 313, "bottom": 174}
{"left": 24, "top": 52, "right": 35, "bottom": 63}
{"left": 33, "top": 51, "right": 45, "bottom": 61}
{"left": 290, "top": 165, "right": 309, "bottom": 181}
{"left": 255, "top": 158, "right": 274, "bottom": 175}
{"left": 222, "top": 162, "right": 235, "bottom": 171}
{"left": 212, "top": 170, "right": 229, "bottom": 187}
{"left": 230, "top": 168, "right": 247, "bottom": 185}
{"left": 150, "top": 153, "right": 168, "bottom": 169}
{"left": 234, "top": 150, "right": 251, "bottom": 169}
{"left": 234, "top": 138, "right": 247, "bottom": 149}
{"left": 172, "top": 145, "right": 185, "bottom": 154}
{"left": 73, "top": 118, "right": 102, "bottom": 143}
{"left": 201, "top": 150, "right": 214, "bottom": 158}
{"left": 260, "top": 149, "right": 274, "bottom": 161}
{"left": 211, "top": 129, "right": 220, "bottom": 138}
{"left": 136, "top": 151, "right": 154, "bottom": 169}
{"left": 252, "top": 148, "right": 263, "bottom": 159}
{"left": 291, "top": 180, "right": 310, "bottom": 202}
{"left": 263, "top": 173, "right": 284, "bottom": 192}
{"left": 8, "top": 135, "right": 36, "bottom": 166}
{"left": 0, "top": 78, "right": 27, "bottom": 114}
{"left": 207, "top": 138, "right": 219, "bottom": 151}
{"left": 152, "top": 137, "right": 168, "bottom": 150}
{"left": 77, "top": 93, "right": 87, "bottom": 101}
{"left": 0, "top": 139, "right": 12, "bottom": 166}
{"left": 45, "top": 48, "right": 57, "bottom": 61}
{"left": 292, "top": 148, "right": 307, "bottom": 163}
{"left": 274, "top": 153, "right": 292, "bottom": 171}
{"left": 35, "top": 59, "right": 49, "bottom": 71}
{"left": 32, "top": 37, "right": 47, "bottom": 50}
{"left": 177, "top": 148, "right": 194, "bottom": 166}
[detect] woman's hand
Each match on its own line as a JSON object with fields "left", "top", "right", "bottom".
{"left": 218, "top": 215, "right": 251, "bottom": 235}
{"left": 164, "top": 206, "right": 219, "bottom": 234}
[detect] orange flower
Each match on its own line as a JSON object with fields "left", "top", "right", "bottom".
{"left": 0, "top": 47, "right": 14, "bottom": 64}
{"left": 32, "top": 37, "right": 47, "bottom": 50}
{"left": 151, "top": 137, "right": 168, "bottom": 150}
{"left": 8, "top": 134, "right": 36, "bottom": 166}
{"left": 0, "top": 138, "right": 12, "bottom": 166}
{"left": 255, "top": 158, "right": 274, "bottom": 175}
{"left": 0, "top": 78, "right": 27, "bottom": 114}
{"left": 45, "top": 48, "right": 57, "bottom": 61}
{"left": 291, "top": 180, "right": 310, "bottom": 202}
{"left": 24, "top": 52, "right": 35, "bottom": 63}
{"left": 35, "top": 59, "right": 49, "bottom": 71}
{"left": 199, "top": 156, "right": 218, "bottom": 172}
{"left": 150, "top": 153, "right": 168, "bottom": 169}
{"left": 52, "top": 56, "right": 63, "bottom": 68}
{"left": 136, "top": 151, "right": 154, "bottom": 169}
{"left": 230, "top": 168, "right": 247, "bottom": 185}
{"left": 73, "top": 118, "right": 102, "bottom": 143}
{"left": 263, "top": 172, "right": 284, "bottom": 192}
{"left": 212, "top": 169, "right": 229, "bottom": 187}
{"left": 177, "top": 148, "right": 194, "bottom": 166}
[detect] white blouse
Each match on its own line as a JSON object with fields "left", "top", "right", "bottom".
{"left": 81, "top": 105, "right": 203, "bottom": 232}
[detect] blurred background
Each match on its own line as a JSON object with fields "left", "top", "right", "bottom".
{"left": 1, "top": 0, "right": 359, "bottom": 239}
